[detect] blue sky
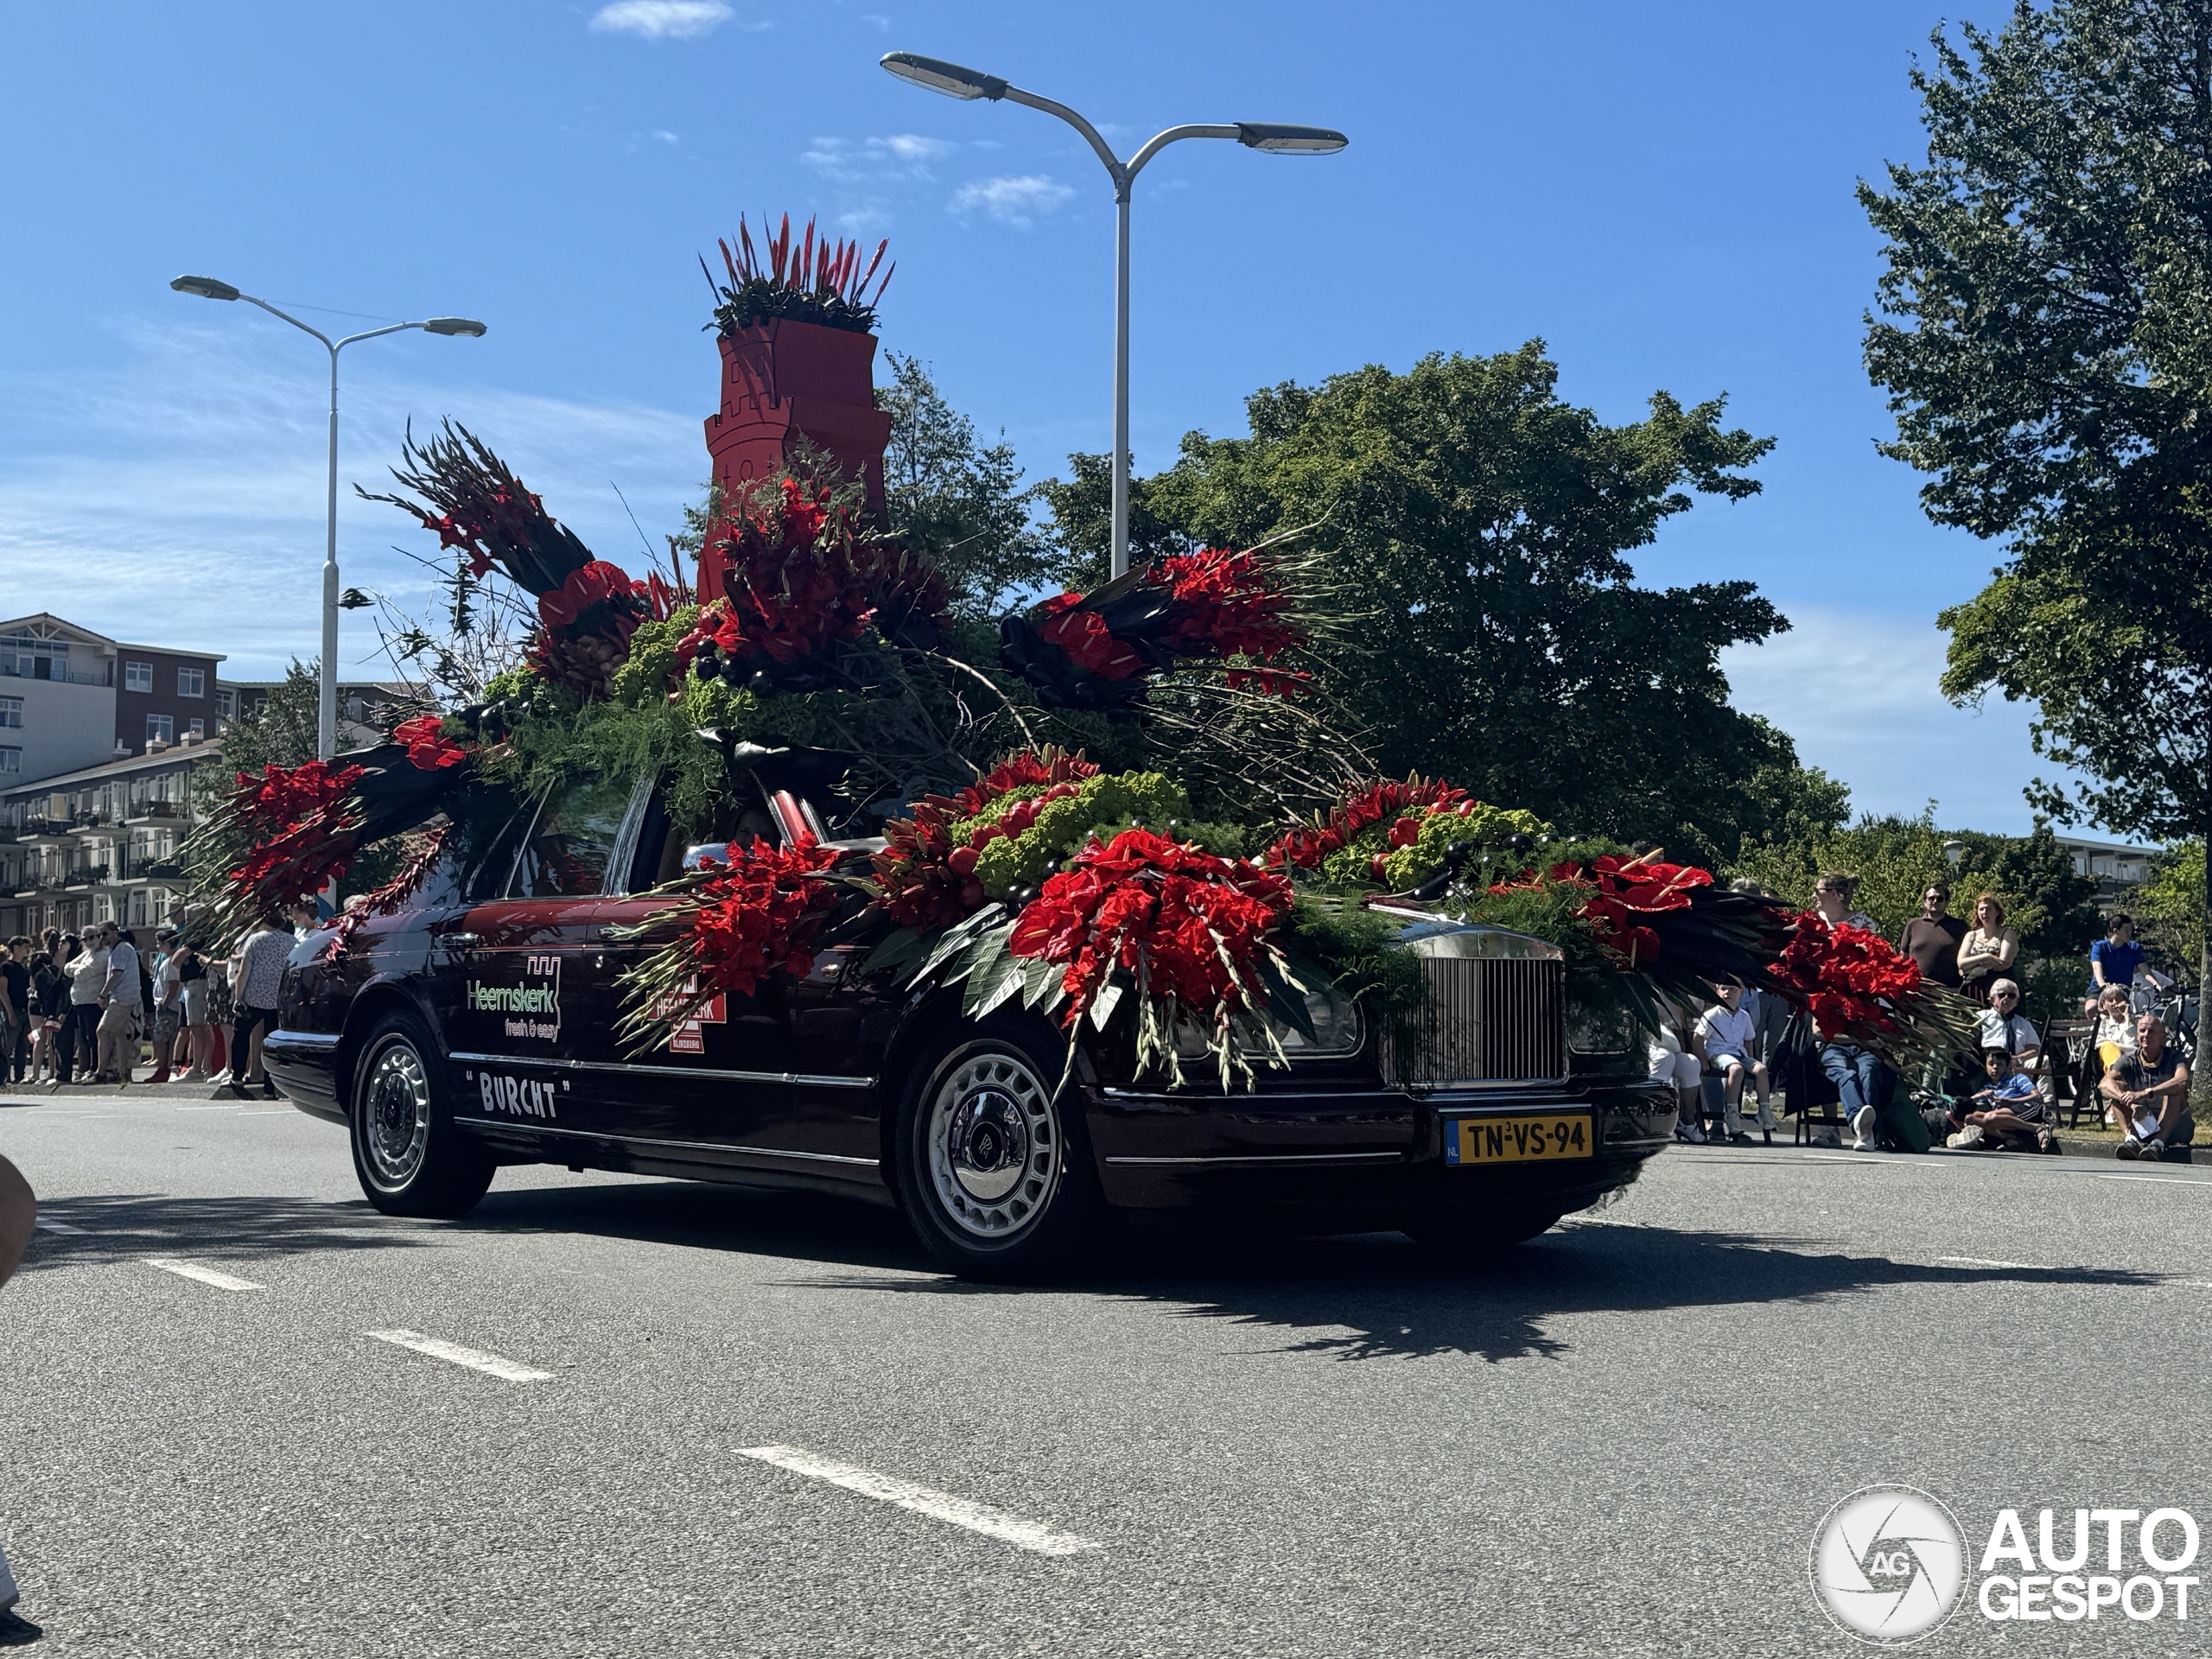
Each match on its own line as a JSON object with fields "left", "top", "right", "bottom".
{"left": 0, "top": 0, "right": 2084, "bottom": 835}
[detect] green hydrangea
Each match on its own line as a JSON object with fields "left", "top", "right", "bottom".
{"left": 959, "top": 770, "right": 1191, "bottom": 899}
{"left": 610, "top": 607, "right": 699, "bottom": 708}
{"left": 1318, "top": 800, "right": 1554, "bottom": 890}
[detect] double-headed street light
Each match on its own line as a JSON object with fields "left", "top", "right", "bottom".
{"left": 168, "top": 275, "right": 486, "bottom": 760}
{"left": 881, "top": 52, "right": 1344, "bottom": 579}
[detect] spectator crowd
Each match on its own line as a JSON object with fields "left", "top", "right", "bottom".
{"left": 1652, "top": 879, "right": 2196, "bottom": 1164}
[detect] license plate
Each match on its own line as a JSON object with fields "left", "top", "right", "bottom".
{"left": 1446, "top": 1112, "right": 1593, "bottom": 1166}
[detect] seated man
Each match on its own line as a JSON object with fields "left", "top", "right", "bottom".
{"left": 1976, "top": 980, "right": 2041, "bottom": 1071}
{"left": 1695, "top": 983, "right": 1770, "bottom": 1144}
{"left": 2101, "top": 1014, "right": 2196, "bottom": 1160}
{"left": 1948, "top": 1047, "right": 2051, "bottom": 1153}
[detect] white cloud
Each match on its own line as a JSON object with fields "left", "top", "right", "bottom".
{"left": 1723, "top": 605, "right": 2082, "bottom": 831}
{"left": 0, "top": 321, "right": 702, "bottom": 680}
{"left": 949, "top": 174, "right": 1075, "bottom": 228}
{"left": 802, "top": 133, "right": 954, "bottom": 185}
{"left": 589, "top": 2, "right": 735, "bottom": 40}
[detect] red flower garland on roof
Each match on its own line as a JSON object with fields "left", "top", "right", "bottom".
{"left": 391, "top": 715, "right": 469, "bottom": 772}
{"left": 1007, "top": 828, "right": 1293, "bottom": 1029}
{"left": 1263, "top": 777, "right": 1472, "bottom": 871}
{"left": 872, "top": 748, "right": 1102, "bottom": 929}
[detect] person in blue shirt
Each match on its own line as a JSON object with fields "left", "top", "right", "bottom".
{"left": 1948, "top": 1047, "right": 2052, "bottom": 1153}
{"left": 2085, "top": 913, "right": 2145, "bottom": 1014}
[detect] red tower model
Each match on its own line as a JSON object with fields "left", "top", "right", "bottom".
{"left": 697, "top": 316, "right": 894, "bottom": 601}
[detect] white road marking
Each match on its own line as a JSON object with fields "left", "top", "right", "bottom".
{"left": 1939, "top": 1255, "right": 2061, "bottom": 1271}
{"left": 33, "top": 1218, "right": 86, "bottom": 1235}
{"left": 736, "top": 1444, "right": 1100, "bottom": 1557}
{"left": 144, "top": 1258, "right": 264, "bottom": 1292}
{"left": 2100, "top": 1173, "right": 2212, "bottom": 1186}
{"left": 365, "top": 1330, "right": 553, "bottom": 1382}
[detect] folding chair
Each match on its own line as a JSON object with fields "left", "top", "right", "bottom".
{"left": 2039, "top": 1018, "right": 2101, "bottom": 1130}
{"left": 1776, "top": 1014, "right": 1849, "bottom": 1146}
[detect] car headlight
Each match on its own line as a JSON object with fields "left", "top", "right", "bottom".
{"left": 1167, "top": 982, "right": 1365, "bottom": 1061}
{"left": 1567, "top": 1001, "right": 1637, "bottom": 1056}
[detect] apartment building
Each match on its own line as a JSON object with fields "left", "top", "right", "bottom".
{"left": 0, "top": 613, "right": 226, "bottom": 785}
{"left": 0, "top": 736, "right": 219, "bottom": 938}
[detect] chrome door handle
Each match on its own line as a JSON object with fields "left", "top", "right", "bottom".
{"left": 442, "top": 931, "right": 481, "bottom": 948}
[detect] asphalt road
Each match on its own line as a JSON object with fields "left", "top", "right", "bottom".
{"left": 3, "top": 1081, "right": 2209, "bottom": 1657}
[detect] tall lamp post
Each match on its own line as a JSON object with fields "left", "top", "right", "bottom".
{"left": 168, "top": 276, "right": 486, "bottom": 760}
{"left": 880, "top": 52, "right": 1344, "bottom": 579}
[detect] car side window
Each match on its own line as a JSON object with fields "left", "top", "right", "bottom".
{"left": 506, "top": 777, "right": 636, "bottom": 899}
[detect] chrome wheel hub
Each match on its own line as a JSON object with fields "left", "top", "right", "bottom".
{"left": 363, "top": 1041, "right": 431, "bottom": 1187}
{"left": 925, "top": 1051, "right": 1059, "bottom": 1239}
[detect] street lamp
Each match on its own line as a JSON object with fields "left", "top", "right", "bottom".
{"left": 882, "top": 52, "right": 1345, "bottom": 578}
{"left": 168, "top": 276, "right": 486, "bottom": 760}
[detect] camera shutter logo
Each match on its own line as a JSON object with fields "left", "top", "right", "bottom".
{"left": 1809, "top": 1485, "right": 1969, "bottom": 1644}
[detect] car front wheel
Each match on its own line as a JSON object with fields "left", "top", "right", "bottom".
{"left": 893, "top": 1021, "right": 1103, "bottom": 1281}
{"left": 350, "top": 1012, "right": 495, "bottom": 1219}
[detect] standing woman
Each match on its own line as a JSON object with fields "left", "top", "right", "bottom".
{"left": 1956, "top": 893, "right": 2019, "bottom": 1005}
{"left": 174, "top": 938, "right": 213, "bottom": 1083}
{"left": 1810, "top": 873, "right": 1891, "bottom": 1150}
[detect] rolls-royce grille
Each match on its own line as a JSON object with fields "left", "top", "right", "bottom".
{"left": 1382, "top": 957, "right": 1568, "bottom": 1088}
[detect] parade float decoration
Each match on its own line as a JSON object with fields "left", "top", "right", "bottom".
{"left": 187, "top": 216, "right": 1980, "bottom": 1088}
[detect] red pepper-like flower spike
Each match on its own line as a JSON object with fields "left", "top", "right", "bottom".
{"left": 391, "top": 714, "right": 469, "bottom": 772}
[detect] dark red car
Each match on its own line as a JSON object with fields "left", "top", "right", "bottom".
{"left": 266, "top": 770, "right": 1675, "bottom": 1277}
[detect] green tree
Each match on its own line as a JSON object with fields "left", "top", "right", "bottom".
{"left": 2133, "top": 841, "right": 2207, "bottom": 985}
{"left": 1044, "top": 343, "right": 1834, "bottom": 863}
{"left": 1860, "top": 0, "right": 2212, "bottom": 1058}
{"left": 876, "top": 353, "right": 1056, "bottom": 618}
{"left": 212, "top": 659, "right": 321, "bottom": 780}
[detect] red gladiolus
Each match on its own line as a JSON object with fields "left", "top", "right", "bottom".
{"left": 1769, "top": 912, "right": 1924, "bottom": 1044}
{"left": 681, "top": 836, "right": 844, "bottom": 999}
{"left": 1152, "top": 547, "right": 1300, "bottom": 663}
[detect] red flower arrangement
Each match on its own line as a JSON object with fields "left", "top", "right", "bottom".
{"left": 1037, "top": 594, "right": 1142, "bottom": 681}
{"left": 1770, "top": 912, "right": 1923, "bottom": 1046}
{"left": 215, "top": 759, "right": 370, "bottom": 923}
{"left": 1001, "top": 545, "right": 1310, "bottom": 711}
{"left": 1264, "top": 777, "right": 1472, "bottom": 873}
{"left": 1577, "top": 855, "right": 1713, "bottom": 969}
{"left": 681, "top": 836, "right": 846, "bottom": 997}
{"left": 687, "top": 478, "right": 949, "bottom": 684}
{"left": 1007, "top": 828, "right": 1293, "bottom": 1034}
{"left": 391, "top": 715, "right": 469, "bottom": 772}
{"left": 528, "top": 558, "right": 675, "bottom": 701}
{"left": 873, "top": 748, "right": 1101, "bottom": 928}
{"left": 1156, "top": 548, "right": 1300, "bottom": 662}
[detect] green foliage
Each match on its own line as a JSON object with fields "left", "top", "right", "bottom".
{"left": 1319, "top": 802, "right": 1553, "bottom": 891}
{"left": 1732, "top": 810, "right": 2098, "bottom": 950}
{"left": 1863, "top": 0, "right": 2212, "bottom": 1020}
{"left": 610, "top": 607, "right": 694, "bottom": 709}
{"left": 213, "top": 659, "right": 321, "bottom": 781}
{"left": 1280, "top": 895, "right": 1428, "bottom": 1020}
{"left": 954, "top": 771, "right": 1191, "bottom": 899}
{"left": 2132, "top": 842, "right": 2206, "bottom": 989}
{"left": 877, "top": 353, "right": 1057, "bottom": 616}
{"left": 1032, "top": 450, "right": 1200, "bottom": 594}
{"left": 1039, "top": 344, "right": 1823, "bottom": 864}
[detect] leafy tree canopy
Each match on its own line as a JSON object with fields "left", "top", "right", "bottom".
{"left": 1042, "top": 343, "right": 1833, "bottom": 864}
{"left": 210, "top": 658, "right": 321, "bottom": 782}
{"left": 2132, "top": 839, "right": 2206, "bottom": 983}
{"left": 1862, "top": 0, "right": 2212, "bottom": 1022}
{"left": 877, "top": 353, "right": 1055, "bottom": 620}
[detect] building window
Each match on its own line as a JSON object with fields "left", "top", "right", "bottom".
{"left": 0, "top": 697, "right": 19, "bottom": 728}
{"left": 146, "top": 715, "right": 173, "bottom": 746}
{"left": 187, "top": 717, "right": 205, "bottom": 739}
{"left": 124, "top": 661, "right": 152, "bottom": 693}
{"left": 177, "top": 666, "right": 206, "bottom": 698}
{"left": 215, "top": 689, "right": 237, "bottom": 719}
{"left": 0, "top": 748, "right": 18, "bottom": 774}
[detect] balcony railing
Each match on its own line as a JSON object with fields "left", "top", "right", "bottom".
{"left": 0, "top": 659, "right": 112, "bottom": 687}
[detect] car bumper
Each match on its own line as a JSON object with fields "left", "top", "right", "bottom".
{"left": 262, "top": 1028, "right": 346, "bottom": 1124}
{"left": 1087, "top": 1077, "right": 1674, "bottom": 1220}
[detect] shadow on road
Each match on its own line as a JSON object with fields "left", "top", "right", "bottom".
{"left": 454, "top": 1179, "right": 931, "bottom": 1274}
{"left": 779, "top": 1219, "right": 2168, "bottom": 1363}
{"left": 20, "top": 1192, "right": 441, "bottom": 1272}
